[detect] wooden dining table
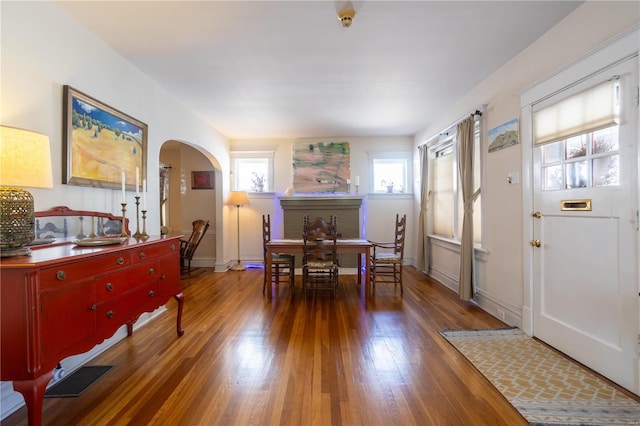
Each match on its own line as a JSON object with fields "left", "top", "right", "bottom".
{"left": 265, "top": 239, "right": 372, "bottom": 298}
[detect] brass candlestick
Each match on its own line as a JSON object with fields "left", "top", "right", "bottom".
{"left": 120, "top": 203, "right": 129, "bottom": 238}
{"left": 140, "top": 210, "right": 149, "bottom": 240}
{"left": 133, "top": 196, "right": 141, "bottom": 238}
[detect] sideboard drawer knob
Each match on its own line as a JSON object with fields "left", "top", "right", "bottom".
{"left": 148, "top": 290, "right": 155, "bottom": 297}
{"left": 161, "top": 274, "right": 166, "bottom": 280}
{"left": 56, "top": 271, "right": 65, "bottom": 281}
{"left": 148, "top": 268, "right": 155, "bottom": 275}
{"left": 106, "top": 310, "right": 115, "bottom": 318}
{"left": 170, "top": 244, "right": 176, "bottom": 251}
{"left": 106, "top": 283, "right": 113, "bottom": 291}
{"left": 117, "top": 257, "right": 125, "bottom": 265}
{"left": 89, "top": 304, "right": 97, "bottom": 311}
{"left": 139, "top": 252, "right": 146, "bottom": 259}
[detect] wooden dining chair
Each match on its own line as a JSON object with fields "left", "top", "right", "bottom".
{"left": 262, "top": 214, "right": 295, "bottom": 294}
{"left": 302, "top": 216, "right": 339, "bottom": 299}
{"left": 180, "top": 219, "right": 210, "bottom": 276}
{"left": 368, "top": 214, "right": 406, "bottom": 295}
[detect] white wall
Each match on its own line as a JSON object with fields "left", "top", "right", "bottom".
{"left": 414, "top": 1, "right": 640, "bottom": 325}
{"left": 230, "top": 136, "right": 416, "bottom": 267}
{"left": 0, "top": 1, "right": 234, "bottom": 264}
{"left": 0, "top": 1, "right": 232, "bottom": 418}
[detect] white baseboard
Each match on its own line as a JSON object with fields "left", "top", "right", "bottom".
{"left": 473, "top": 289, "right": 522, "bottom": 328}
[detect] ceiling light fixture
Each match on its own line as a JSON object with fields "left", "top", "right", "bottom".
{"left": 337, "top": 8, "right": 355, "bottom": 28}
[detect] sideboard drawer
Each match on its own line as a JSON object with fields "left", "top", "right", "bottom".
{"left": 96, "top": 281, "right": 159, "bottom": 336}
{"left": 130, "top": 240, "right": 177, "bottom": 264}
{"left": 40, "top": 253, "right": 130, "bottom": 289}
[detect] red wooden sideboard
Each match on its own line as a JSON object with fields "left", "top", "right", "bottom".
{"left": 0, "top": 235, "right": 184, "bottom": 426}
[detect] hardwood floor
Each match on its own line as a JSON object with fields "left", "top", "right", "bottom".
{"left": 3, "top": 267, "right": 527, "bottom": 426}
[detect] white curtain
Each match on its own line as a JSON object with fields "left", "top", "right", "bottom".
{"left": 416, "top": 144, "right": 430, "bottom": 272}
{"left": 457, "top": 116, "right": 479, "bottom": 301}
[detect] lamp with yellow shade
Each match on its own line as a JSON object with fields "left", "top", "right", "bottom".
{"left": 0, "top": 126, "right": 53, "bottom": 257}
{"left": 225, "top": 191, "right": 250, "bottom": 271}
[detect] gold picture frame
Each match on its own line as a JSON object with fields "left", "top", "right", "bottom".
{"left": 63, "top": 85, "right": 147, "bottom": 191}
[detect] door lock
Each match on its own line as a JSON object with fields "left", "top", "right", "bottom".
{"left": 530, "top": 239, "right": 541, "bottom": 247}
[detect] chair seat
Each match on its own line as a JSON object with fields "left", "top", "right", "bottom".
{"left": 272, "top": 253, "right": 294, "bottom": 262}
{"left": 305, "top": 260, "right": 338, "bottom": 269}
{"left": 373, "top": 253, "right": 401, "bottom": 262}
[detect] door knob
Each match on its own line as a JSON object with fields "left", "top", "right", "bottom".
{"left": 530, "top": 239, "right": 541, "bottom": 247}
{"left": 532, "top": 211, "right": 542, "bottom": 219}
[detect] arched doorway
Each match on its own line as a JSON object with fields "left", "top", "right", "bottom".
{"left": 160, "top": 140, "right": 223, "bottom": 272}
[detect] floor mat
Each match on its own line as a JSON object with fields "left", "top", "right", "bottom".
{"left": 440, "top": 328, "right": 640, "bottom": 425}
{"left": 45, "top": 365, "right": 113, "bottom": 398}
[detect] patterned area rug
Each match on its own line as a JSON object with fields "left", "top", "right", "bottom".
{"left": 440, "top": 328, "right": 640, "bottom": 425}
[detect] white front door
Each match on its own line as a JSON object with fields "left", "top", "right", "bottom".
{"left": 531, "top": 57, "right": 638, "bottom": 393}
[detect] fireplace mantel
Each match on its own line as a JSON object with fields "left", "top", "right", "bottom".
{"left": 279, "top": 195, "right": 364, "bottom": 267}
{"left": 278, "top": 195, "right": 364, "bottom": 210}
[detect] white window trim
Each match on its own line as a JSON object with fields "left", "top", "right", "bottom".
{"left": 230, "top": 150, "right": 274, "bottom": 193}
{"left": 424, "top": 115, "right": 485, "bottom": 249}
{"left": 367, "top": 151, "right": 413, "bottom": 195}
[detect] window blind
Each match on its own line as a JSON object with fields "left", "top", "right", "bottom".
{"left": 533, "top": 79, "right": 618, "bottom": 146}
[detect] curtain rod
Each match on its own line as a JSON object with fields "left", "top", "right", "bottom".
{"left": 422, "top": 105, "right": 485, "bottom": 145}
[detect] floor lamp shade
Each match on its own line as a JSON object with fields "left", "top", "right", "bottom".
{"left": 225, "top": 191, "right": 250, "bottom": 271}
{"left": 0, "top": 126, "right": 53, "bottom": 256}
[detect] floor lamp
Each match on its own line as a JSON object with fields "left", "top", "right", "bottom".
{"left": 225, "top": 191, "right": 250, "bottom": 271}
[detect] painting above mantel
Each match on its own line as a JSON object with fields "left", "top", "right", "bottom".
{"left": 292, "top": 141, "right": 350, "bottom": 194}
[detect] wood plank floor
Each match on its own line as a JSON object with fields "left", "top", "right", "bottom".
{"left": 3, "top": 267, "right": 528, "bottom": 426}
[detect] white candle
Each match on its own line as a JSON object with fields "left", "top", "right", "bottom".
{"left": 142, "top": 179, "right": 147, "bottom": 210}
{"left": 135, "top": 167, "right": 140, "bottom": 196}
{"left": 355, "top": 176, "right": 360, "bottom": 186}
{"left": 121, "top": 172, "right": 126, "bottom": 203}
{"left": 347, "top": 178, "right": 351, "bottom": 185}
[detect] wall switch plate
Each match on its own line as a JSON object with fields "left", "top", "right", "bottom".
{"left": 507, "top": 172, "right": 520, "bottom": 184}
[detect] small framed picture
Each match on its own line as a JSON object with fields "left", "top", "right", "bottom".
{"left": 191, "top": 171, "right": 214, "bottom": 190}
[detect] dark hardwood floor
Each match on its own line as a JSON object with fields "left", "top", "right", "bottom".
{"left": 3, "top": 266, "right": 527, "bottom": 426}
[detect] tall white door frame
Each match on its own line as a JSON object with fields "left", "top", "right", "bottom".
{"left": 520, "top": 27, "right": 640, "bottom": 394}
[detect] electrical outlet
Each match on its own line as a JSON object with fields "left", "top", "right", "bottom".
{"left": 497, "top": 308, "right": 506, "bottom": 321}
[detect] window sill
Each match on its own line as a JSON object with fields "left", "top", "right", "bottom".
{"left": 366, "top": 192, "right": 414, "bottom": 200}
{"left": 248, "top": 192, "right": 275, "bottom": 200}
{"left": 428, "top": 234, "right": 488, "bottom": 261}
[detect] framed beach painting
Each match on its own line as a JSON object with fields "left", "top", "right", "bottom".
{"left": 63, "top": 85, "right": 147, "bottom": 191}
{"left": 488, "top": 118, "right": 519, "bottom": 153}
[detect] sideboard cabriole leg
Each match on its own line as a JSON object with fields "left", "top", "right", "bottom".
{"left": 126, "top": 322, "right": 134, "bottom": 336}
{"left": 174, "top": 292, "right": 185, "bottom": 337}
{"left": 13, "top": 370, "right": 54, "bottom": 426}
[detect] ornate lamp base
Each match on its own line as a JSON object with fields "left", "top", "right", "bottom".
{"left": 0, "top": 247, "right": 32, "bottom": 258}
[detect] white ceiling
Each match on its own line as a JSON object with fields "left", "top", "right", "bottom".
{"left": 55, "top": 1, "right": 582, "bottom": 140}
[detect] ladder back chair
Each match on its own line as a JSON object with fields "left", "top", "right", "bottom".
{"left": 262, "top": 214, "right": 295, "bottom": 295}
{"left": 368, "top": 214, "right": 407, "bottom": 295}
{"left": 180, "top": 219, "right": 210, "bottom": 276}
{"left": 302, "top": 216, "right": 339, "bottom": 299}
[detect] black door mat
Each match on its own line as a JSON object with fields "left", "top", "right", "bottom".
{"left": 45, "top": 365, "right": 113, "bottom": 398}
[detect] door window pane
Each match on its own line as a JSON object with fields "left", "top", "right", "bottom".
{"left": 542, "top": 141, "right": 562, "bottom": 164}
{"left": 565, "top": 134, "right": 587, "bottom": 159}
{"left": 539, "top": 125, "right": 618, "bottom": 191}
{"left": 565, "top": 161, "right": 588, "bottom": 189}
{"left": 592, "top": 126, "right": 619, "bottom": 154}
{"left": 543, "top": 165, "right": 563, "bottom": 190}
{"left": 593, "top": 155, "right": 619, "bottom": 186}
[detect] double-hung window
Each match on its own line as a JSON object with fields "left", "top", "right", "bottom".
{"left": 230, "top": 151, "right": 274, "bottom": 193}
{"left": 427, "top": 118, "right": 483, "bottom": 245}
